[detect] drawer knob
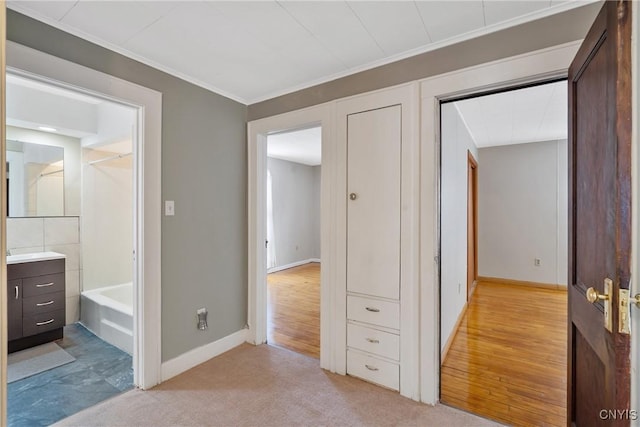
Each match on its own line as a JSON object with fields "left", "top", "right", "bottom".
{"left": 365, "top": 364, "right": 379, "bottom": 371}
{"left": 366, "top": 338, "right": 380, "bottom": 344}
{"left": 36, "top": 282, "right": 55, "bottom": 288}
{"left": 36, "top": 319, "right": 55, "bottom": 326}
{"left": 36, "top": 300, "right": 55, "bottom": 307}
{"left": 365, "top": 307, "right": 380, "bottom": 313}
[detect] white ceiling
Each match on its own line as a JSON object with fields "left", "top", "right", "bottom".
{"left": 6, "top": 73, "right": 136, "bottom": 149}
{"left": 267, "top": 127, "right": 321, "bottom": 166}
{"left": 454, "top": 80, "right": 567, "bottom": 147}
{"left": 8, "top": 0, "right": 597, "bottom": 104}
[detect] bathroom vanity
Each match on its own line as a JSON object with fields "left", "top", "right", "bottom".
{"left": 7, "top": 252, "right": 66, "bottom": 353}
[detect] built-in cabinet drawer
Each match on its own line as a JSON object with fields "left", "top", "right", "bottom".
{"left": 347, "top": 349, "right": 399, "bottom": 391}
{"left": 347, "top": 323, "right": 399, "bottom": 361}
{"left": 23, "top": 291, "right": 65, "bottom": 316}
{"left": 22, "top": 273, "right": 65, "bottom": 298}
{"left": 23, "top": 310, "right": 66, "bottom": 337}
{"left": 347, "top": 295, "right": 399, "bottom": 330}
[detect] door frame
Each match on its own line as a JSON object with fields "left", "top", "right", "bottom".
{"left": 247, "top": 102, "right": 336, "bottom": 372}
{"left": 420, "top": 40, "right": 581, "bottom": 404}
{"left": 466, "top": 151, "right": 478, "bottom": 301}
{"left": 5, "top": 41, "right": 162, "bottom": 389}
{"left": 248, "top": 83, "right": 420, "bottom": 401}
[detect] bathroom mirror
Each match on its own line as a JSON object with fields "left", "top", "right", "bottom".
{"left": 6, "top": 140, "right": 65, "bottom": 217}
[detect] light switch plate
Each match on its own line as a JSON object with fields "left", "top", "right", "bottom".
{"left": 165, "top": 200, "right": 175, "bottom": 216}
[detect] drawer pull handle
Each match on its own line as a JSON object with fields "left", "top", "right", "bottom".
{"left": 36, "top": 282, "right": 55, "bottom": 288}
{"left": 36, "top": 319, "right": 55, "bottom": 326}
{"left": 366, "top": 338, "right": 380, "bottom": 344}
{"left": 365, "top": 364, "right": 379, "bottom": 371}
{"left": 365, "top": 307, "right": 380, "bottom": 313}
{"left": 36, "top": 300, "right": 55, "bottom": 307}
{"left": 15, "top": 286, "right": 19, "bottom": 300}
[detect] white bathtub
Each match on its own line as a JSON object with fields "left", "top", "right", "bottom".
{"left": 80, "top": 283, "right": 133, "bottom": 355}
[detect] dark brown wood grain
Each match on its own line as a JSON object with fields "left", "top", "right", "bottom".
{"left": 567, "top": 2, "right": 632, "bottom": 426}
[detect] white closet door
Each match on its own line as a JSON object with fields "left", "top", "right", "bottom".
{"left": 347, "top": 105, "right": 401, "bottom": 300}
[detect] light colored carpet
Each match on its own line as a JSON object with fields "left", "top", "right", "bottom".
{"left": 8, "top": 342, "right": 75, "bottom": 383}
{"left": 54, "top": 344, "right": 502, "bottom": 426}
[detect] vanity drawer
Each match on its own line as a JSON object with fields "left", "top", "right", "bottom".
{"left": 8, "top": 259, "right": 65, "bottom": 280}
{"left": 347, "top": 323, "right": 399, "bottom": 361}
{"left": 22, "top": 273, "right": 65, "bottom": 297}
{"left": 23, "top": 309, "right": 65, "bottom": 336}
{"left": 347, "top": 349, "right": 399, "bottom": 391}
{"left": 347, "top": 295, "right": 399, "bottom": 330}
{"left": 23, "top": 291, "right": 65, "bottom": 316}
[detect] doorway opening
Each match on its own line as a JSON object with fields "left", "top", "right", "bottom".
{"left": 265, "top": 126, "right": 321, "bottom": 359}
{"left": 5, "top": 72, "right": 138, "bottom": 425}
{"left": 439, "top": 79, "right": 569, "bottom": 426}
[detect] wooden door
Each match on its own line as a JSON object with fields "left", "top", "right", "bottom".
{"left": 467, "top": 152, "right": 478, "bottom": 301}
{"left": 568, "top": 1, "right": 632, "bottom": 426}
{"left": 346, "top": 105, "right": 401, "bottom": 300}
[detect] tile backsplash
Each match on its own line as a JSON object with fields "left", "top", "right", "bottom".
{"left": 7, "top": 217, "right": 81, "bottom": 325}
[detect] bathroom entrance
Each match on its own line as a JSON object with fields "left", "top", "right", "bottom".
{"left": 5, "top": 72, "right": 139, "bottom": 425}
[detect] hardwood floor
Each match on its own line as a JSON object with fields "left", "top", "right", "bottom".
{"left": 267, "top": 262, "right": 320, "bottom": 359}
{"left": 441, "top": 280, "right": 567, "bottom": 427}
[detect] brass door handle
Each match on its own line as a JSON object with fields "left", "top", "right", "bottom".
{"left": 586, "top": 279, "right": 613, "bottom": 333}
{"left": 586, "top": 287, "right": 609, "bottom": 303}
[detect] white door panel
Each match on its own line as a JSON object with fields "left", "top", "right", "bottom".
{"left": 347, "top": 105, "right": 401, "bottom": 300}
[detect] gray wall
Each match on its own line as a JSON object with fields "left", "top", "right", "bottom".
{"left": 478, "top": 140, "right": 568, "bottom": 286}
{"left": 248, "top": 2, "right": 602, "bottom": 120}
{"left": 6, "top": 10, "right": 248, "bottom": 362}
{"left": 268, "top": 157, "right": 320, "bottom": 268}
{"left": 440, "top": 103, "right": 478, "bottom": 352}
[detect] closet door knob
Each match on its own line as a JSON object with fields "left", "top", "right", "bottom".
{"left": 349, "top": 193, "right": 357, "bottom": 200}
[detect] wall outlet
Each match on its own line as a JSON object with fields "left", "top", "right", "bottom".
{"left": 458, "top": 283, "right": 462, "bottom": 294}
{"left": 196, "top": 308, "right": 208, "bottom": 330}
{"left": 534, "top": 258, "right": 541, "bottom": 267}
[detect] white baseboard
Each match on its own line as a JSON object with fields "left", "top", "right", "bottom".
{"left": 267, "top": 258, "right": 320, "bottom": 273}
{"left": 161, "top": 328, "right": 248, "bottom": 382}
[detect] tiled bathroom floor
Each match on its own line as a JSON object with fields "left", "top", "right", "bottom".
{"left": 8, "top": 323, "right": 133, "bottom": 427}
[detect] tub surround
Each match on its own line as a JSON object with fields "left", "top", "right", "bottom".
{"left": 81, "top": 283, "right": 133, "bottom": 355}
{"left": 7, "top": 217, "right": 81, "bottom": 325}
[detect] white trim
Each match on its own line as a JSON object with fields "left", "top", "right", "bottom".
{"left": 248, "top": 102, "right": 336, "bottom": 373}
{"left": 419, "top": 41, "right": 581, "bottom": 404}
{"left": 6, "top": 41, "right": 163, "bottom": 390}
{"left": 267, "top": 258, "right": 320, "bottom": 274}
{"left": 335, "top": 83, "right": 420, "bottom": 400}
{"left": 161, "top": 329, "right": 249, "bottom": 382}
{"left": 8, "top": 1, "right": 597, "bottom": 105}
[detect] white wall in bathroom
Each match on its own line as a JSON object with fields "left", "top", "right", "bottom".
{"left": 81, "top": 146, "right": 133, "bottom": 291}
{"left": 7, "top": 216, "right": 82, "bottom": 324}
